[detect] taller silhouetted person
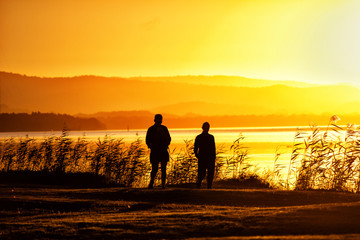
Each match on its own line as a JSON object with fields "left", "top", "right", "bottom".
{"left": 194, "top": 122, "right": 216, "bottom": 189}
{"left": 146, "top": 114, "right": 171, "bottom": 189}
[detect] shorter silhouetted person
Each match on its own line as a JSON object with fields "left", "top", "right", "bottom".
{"left": 146, "top": 114, "right": 171, "bottom": 189}
{"left": 194, "top": 122, "right": 216, "bottom": 189}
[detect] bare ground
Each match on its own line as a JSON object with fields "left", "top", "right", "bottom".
{"left": 2, "top": 184, "right": 360, "bottom": 239}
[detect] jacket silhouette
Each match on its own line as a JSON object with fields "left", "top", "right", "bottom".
{"left": 194, "top": 122, "right": 215, "bottom": 189}
{"left": 146, "top": 114, "right": 171, "bottom": 189}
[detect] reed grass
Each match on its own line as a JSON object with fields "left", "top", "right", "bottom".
{"left": 167, "top": 139, "right": 198, "bottom": 185}
{"left": 288, "top": 116, "right": 360, "bottom": 192}
{"left": 4, "top": 113, "right": 360, "bottom": 192}
{"left": 9, "top": 119, "right": 360, "bottom": 192}
{"left": 0, "top": 131, "right": 259, "bottom": 188}
{"left": 258, "top": 146, "right": 287, "bottom": 189}
{"left": 226, "top": 134, "right": 249, "bottom": 179}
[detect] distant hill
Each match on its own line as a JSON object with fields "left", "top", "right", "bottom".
{"left": 151, "top": 101, "right": 269, "bottom": 116}
{"left": 0, "top": 112, "right": 105, "bottom": 132}
{"left": 151, "top": 84, "right": 360, "bottom": 116}
{"left": 77, "top": 111, "right": 155, "bottom": 130}
{"left": 132, "top": 75, "right": 316, "bottom": 88}
{"left": 1, "top": 71, "right": 360, "bottom": 116}
{"left": 76, "top": 111, "right": 360, "bottom": 129}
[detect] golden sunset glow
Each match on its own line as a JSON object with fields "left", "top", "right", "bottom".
{"left": 4, "top": 3, "right": 360, "bottom": 238}
{"left": 1, "top": 0, "right": 360, "bottom": 84}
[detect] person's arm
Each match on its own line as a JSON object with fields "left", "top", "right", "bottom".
{"left": 145, "top": 127, "right": 151, "bottom": 149}
{"left": 194, "top": 136, "right": 199, "bottom": 159}
{"left": 211, "top": 135, "right": 216, "bottom": 160}
{"left": 164, "top": 126, "right": 171, "bottom": 146}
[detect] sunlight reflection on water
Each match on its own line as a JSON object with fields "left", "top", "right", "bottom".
{"left": 0, "top": 127, "right": 300, "bottom": 144}
{"left": 0, "top": 127, "right": 304, "bottom": 170}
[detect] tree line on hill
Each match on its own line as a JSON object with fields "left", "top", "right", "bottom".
{"left": 0, "top": 112, "right": 105, "bottom": 132}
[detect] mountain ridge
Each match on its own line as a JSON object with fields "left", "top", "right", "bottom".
{"left": 0, "top": 71, "right": 359, "bottom": 116}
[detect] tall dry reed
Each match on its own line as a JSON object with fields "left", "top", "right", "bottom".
{"left": 288, "top": 116, "right": 360, "bottom": 192}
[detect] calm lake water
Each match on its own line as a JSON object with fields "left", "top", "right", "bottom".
{"left": 0, "top": 127, "right": 308, "bottom": 171}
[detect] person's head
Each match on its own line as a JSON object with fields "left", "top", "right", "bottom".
{"left": 154, "top": 114, "right": 163, "bottom": 124}
{"left": 202, "top": 122, "right": 210, "bottom": 133}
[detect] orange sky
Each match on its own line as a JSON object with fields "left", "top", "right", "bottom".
{"left": 1, "top": 0, "right": 360, "bottom": 85}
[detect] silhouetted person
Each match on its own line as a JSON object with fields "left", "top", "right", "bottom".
{"left": 194, "top": 122, "right": 216, "bottom": 189}
{"left": 146, "top": 114, "right": 171, "bottom": 189}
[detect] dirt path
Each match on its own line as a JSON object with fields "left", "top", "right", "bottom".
{"left": 1, "top": 185, "right": 360, "bottom": 239}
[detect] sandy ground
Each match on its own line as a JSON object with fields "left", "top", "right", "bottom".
{"left": 2, "top": 184, "right": 360, "bottom": 239}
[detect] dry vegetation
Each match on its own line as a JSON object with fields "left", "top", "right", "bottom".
{"left": 287, "top": 116, "right": 360, "bottom": 192}
{"left": 2, "top": 116, "right": 360, "bottom": 193}
{"left": 0, "top": 130, "right": 263, "bottom": 188}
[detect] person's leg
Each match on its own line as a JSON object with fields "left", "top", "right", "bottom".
{"left": 149, "top": 162, "right": 159, "bottom": 189}
{"left": 207, "top": 162, "right": 215, "bottom": 189}
{"left": 160, "top": 161, "right": 167, "bottom": 189}
{"left": 197, "top": 161, "right": 206, "bottom": 188}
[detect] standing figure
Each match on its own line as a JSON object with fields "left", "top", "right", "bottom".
{"left": 146, "top": 114, "right": 171, "bottom": 189}
{"left": 194, "top": 122, "right": 216, "bottom": 189}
